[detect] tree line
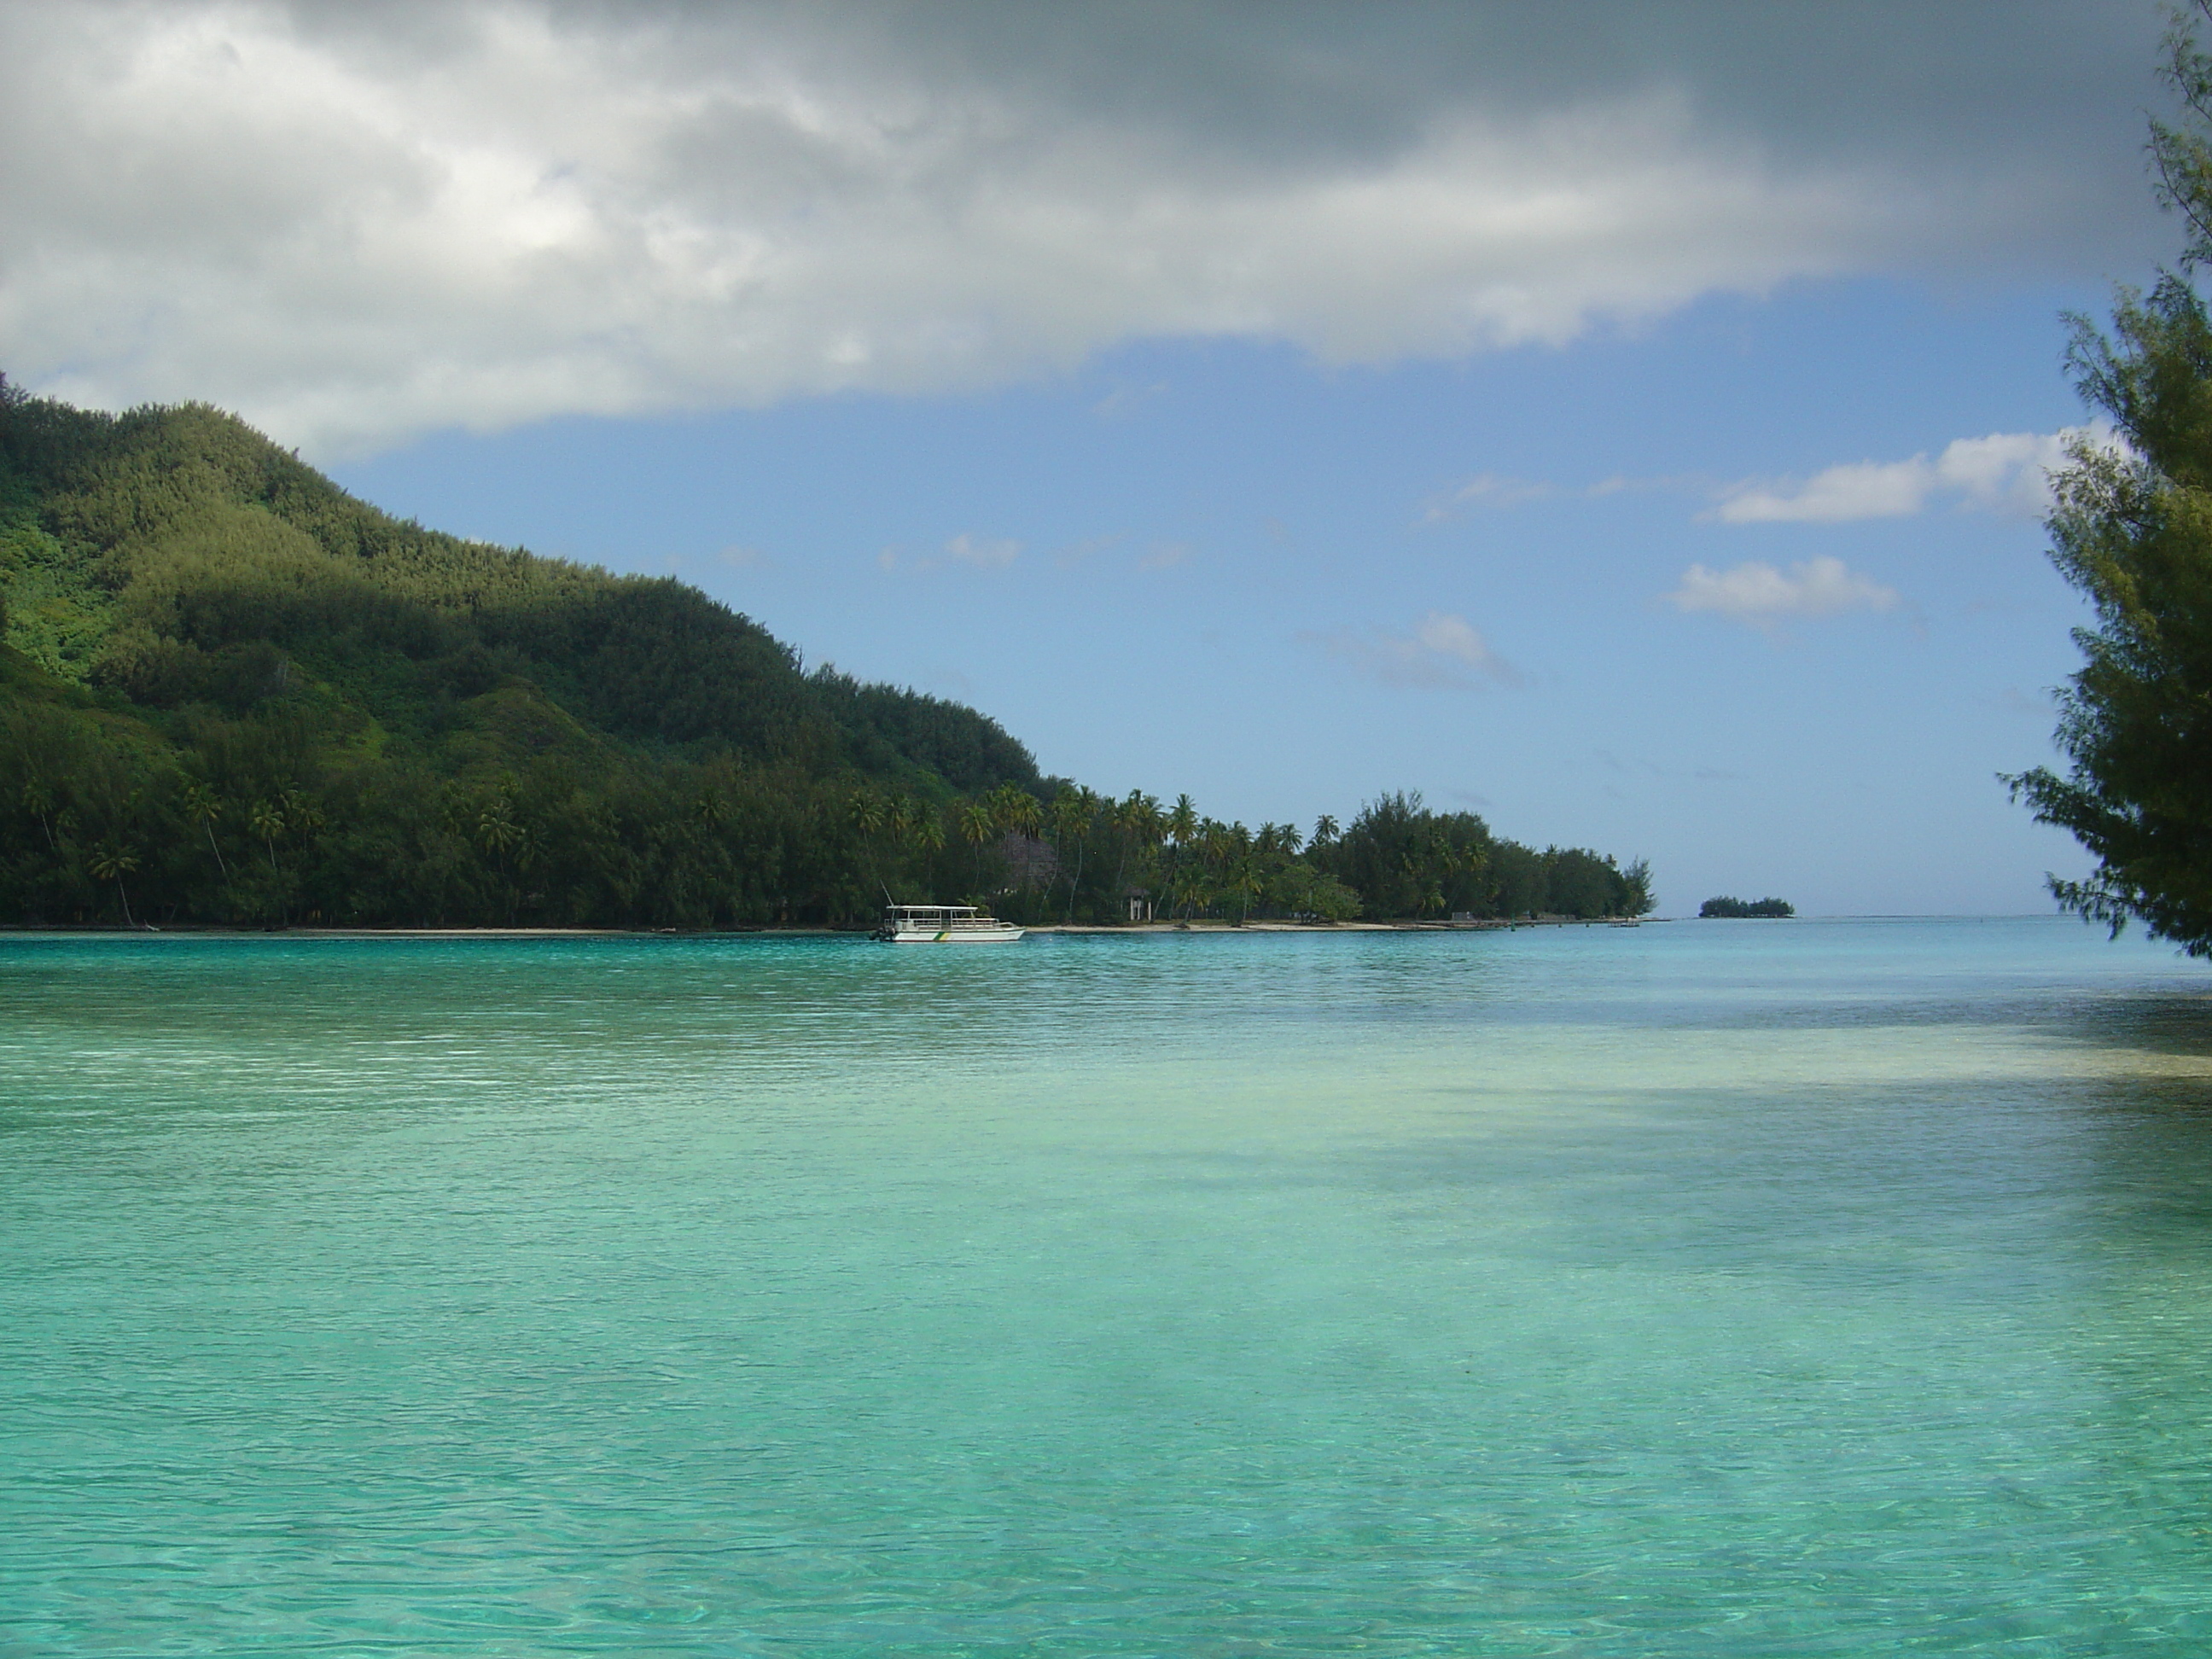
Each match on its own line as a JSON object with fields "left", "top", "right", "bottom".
{"left": 0, "top": 694, "right": 1651, "bottom": 928}
{"left": 1697, "top": 896, "right": 1793, "bottom": 919}
{"left": 0, "top": 381, "right": 1653, "bottom": 929}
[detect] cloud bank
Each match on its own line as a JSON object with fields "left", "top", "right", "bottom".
{"left": 0, "top": 1, "right": 2163, "bottom": 456}
{"left": 1666, "top": 556, "right": 1900, "bottom": 628}
{"left": 1714, "top": 430, "right": 2079, "bottom": 523}
{"left": 1312, "top": 611, "right": 1520, "bottom": 690}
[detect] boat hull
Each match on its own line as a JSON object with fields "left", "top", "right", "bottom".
{"left": 882, "top": 925, "right": 1025, "bottom": 943}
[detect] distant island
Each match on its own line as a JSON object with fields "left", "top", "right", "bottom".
{"left": 1699, "top": 896, "right": 1794, "bottom": 918}
{"left": 0, "top": 380, "right": 1654, "bottom": 930}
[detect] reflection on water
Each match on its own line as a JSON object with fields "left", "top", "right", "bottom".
{"left": 3, "top": 917, "right": 2211, "bottom": 1655}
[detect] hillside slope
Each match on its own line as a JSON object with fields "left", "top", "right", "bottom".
{"left": 0, "top": 384, "right": 1040, "bottom": 925}
{"left": 0, "top": 380, "right": 1654, "bottom": 929}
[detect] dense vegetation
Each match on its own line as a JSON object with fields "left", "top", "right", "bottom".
{"left": 2010, "top": 3, "right": 2212, "bottom": 956}
{"left": 1697, "top": 896, "right": 1793, "bottom": 919}
{"left": 0, "top": 381, "right": 1653, "bottom": 929}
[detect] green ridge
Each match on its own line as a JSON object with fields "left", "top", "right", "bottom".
{"left": 0, "top": 380, "right": 1652, "bottom": 928}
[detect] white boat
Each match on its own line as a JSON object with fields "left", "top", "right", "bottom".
{"left": 871, "top": 904, "right": 1025, "bottom": 944}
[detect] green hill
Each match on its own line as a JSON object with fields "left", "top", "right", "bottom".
{"left": 0, "top": 383, "right": 1045, "bottom": 926}
{"left": 0, "top": 378, "right": 1654, "bottom": 929}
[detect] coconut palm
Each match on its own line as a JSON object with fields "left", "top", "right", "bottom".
{"left": 990, "top": 783, "right": 1041, "bottom": 839}
{"left": 471, "top": 792, "right": 529, "bottom": 921}
{"left": 1161, "top": 794, "right": 1197, "bottom": 915}
{"left": 1055, "top": 787, "right": 1099, "bottom": 923}
{"left": 850, "top": 789, "right": 893, "bottom": 902}
{"left": 247, "top": 799, "right": 287, "bottom": 876}
{"left": 1227, "top": 856, "right": 1261, "bottom": 924}
{"left": 914, "top": 807, "right": 947, "bottom": 894}
{"left": 1112, "top": 791, "right": 1163, "bottom": 917}
{"left": 178, "top": 780, "right": 229, "bottom": 880}
{"left": 476, "top": 801, "right": 524, "bottom": 859}
{"left": 1044, "top": 790, "right": 1082, "bottom": 916}
{"left": 21, "top": 777, "right": 61, "bottom": 852}
{"left": 86, "top": 840, "right": 141, "bottom": 928}
{"left": 958, "top": 800, "right": 995, "bottom": 894}
{"left": 882, "top": 797, "right": 917, "bottom": 896}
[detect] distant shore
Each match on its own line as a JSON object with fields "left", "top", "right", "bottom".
{"left": 1032, "top": 917, "right": 1650, "bottom": 933}
{"left": 3, "top": 917, "right": 1656, "bottom": 938}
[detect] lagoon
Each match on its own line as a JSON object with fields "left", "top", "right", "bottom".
{"left": 3, "top": 918, "right": 2211, "bottom": 1655}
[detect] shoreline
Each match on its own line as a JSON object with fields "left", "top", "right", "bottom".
{"left": 0, "top": 917, "right": 1656, "bottom": 938}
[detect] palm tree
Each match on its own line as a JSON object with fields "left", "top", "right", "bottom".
{"left": 1172, "top": 819, "right": 1216, "bottom": 920}
{"left": 474, "top": 792, "right": 528, "bottom": 923}
{"left": 20, "top": 777, "right": 60, "bottom": 853}
{"left": 87, "top": 840, "right": 141, "bottom": 928}
{"left": 991, "top": 783, "right": 1041, "bottom": 839}
{"left": 248, "top": 799, "right": 287, "bottom": 877}
{"left": 280, "top": 789, "right": 325, "bottom": 839}
{"left": 1057, "top": 787, "right": 1099, "bottom": 923}
{"left": 1161, "top": 794, "right": 1197, "bottom": 917}
{"left": 1228, "top": 856, "right": 1261, "bottom": 924}
{"left": 850, "top": 789, "right": 891, "bottom": 902}
{"left": 883, "top": 797, "right": 916, "bottom": 898}
{"left": 915, "top": 808, "right": 947, "bottom": 896}
{"left": 1044, "top": 790, "right": 1082, "bottom": 917}
{"left": 476, "top": 800, "right": 524, "bottom": 861}
{"left": 178, "top": 780, "right": 229, "bottom": 880}
{"left": 1111, "top": 791, "right": 1163, "bottom": 920}
{"left": 958, "top": 801, "right": 995, "bottom": 895}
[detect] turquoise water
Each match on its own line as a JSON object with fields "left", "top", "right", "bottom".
{"left": 3, "top": 917, "right": 2212, "bottom": 1656}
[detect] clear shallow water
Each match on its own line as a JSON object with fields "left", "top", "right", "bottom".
{"left": 3, "top": 917, "right": 2211, "bottom": 1656}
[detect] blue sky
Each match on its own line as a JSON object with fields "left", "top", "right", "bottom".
{"left": 0, "top": 1, "right": 2182, "bottom": 914}
{"left": 328, "top": 277, "right": 2111, "bottom": 916}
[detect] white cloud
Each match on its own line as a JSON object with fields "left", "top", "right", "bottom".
{"left": 1138, "top": 540, "right": 1190, "bottom": 571}
{"left": 1665, "top": 556, "right": 1899, "bottom": 626}
{"left": 0, "top": 3, "right": 2163, "bottom": 457}
{"left": 1714, "top": 430, "right": 2078, "bottom": 523}
{"left": 1309, "top": 610, "right": 1520, "bottom": 690}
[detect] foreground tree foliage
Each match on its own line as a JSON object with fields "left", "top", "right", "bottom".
{"left": 0, "top": 382, "right": 1653, "bottom": 928}
{"left": 2009, "top": 4, "right": 2212, "bottom": 955}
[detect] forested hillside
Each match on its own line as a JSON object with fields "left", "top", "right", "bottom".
{"left": 0, "top": 379, "right": 1652, "bottom": 928}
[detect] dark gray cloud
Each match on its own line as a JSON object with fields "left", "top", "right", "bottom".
{"left": 0, "top": 0, "right": 2174, "bottom": 453}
